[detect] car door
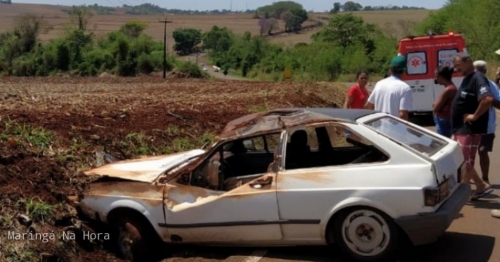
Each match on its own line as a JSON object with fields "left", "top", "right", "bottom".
{"left": 158, "top": 138, "right": 284, "bottom": 244}
{"left": 274, "top": 124, "right": 399, "bottom": 242}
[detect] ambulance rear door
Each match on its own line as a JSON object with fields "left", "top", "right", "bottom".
{"left": 399, "top": 37, "right": 436, "bottom": 113}
{"left": 435, "top": 34, "right": 466, "bottom": 97}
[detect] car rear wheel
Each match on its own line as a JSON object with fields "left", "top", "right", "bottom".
{"left": 112, "top": 214, "right": 160, "bottom": 262}
{"left": 333, "top": 207, "right": 399, "bottom": 262}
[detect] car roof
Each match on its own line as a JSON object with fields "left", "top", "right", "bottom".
{"left": 219, "top": 108, "right": 377, "bottom": 139}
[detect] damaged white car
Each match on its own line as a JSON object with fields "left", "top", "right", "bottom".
{"left": 75, "top": 108, "right": 471, "bottom": 262}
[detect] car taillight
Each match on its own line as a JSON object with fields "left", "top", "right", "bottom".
{"left": 424, "top": 178, "right": 452, "bottom": 206}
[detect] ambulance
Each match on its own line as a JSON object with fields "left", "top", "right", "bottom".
{"left": 397, "top": 32, "right": 467, "bottom": 115}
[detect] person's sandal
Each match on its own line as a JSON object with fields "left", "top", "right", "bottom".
{"left": 470, "top": 188, "right": 494, "bottom": 201}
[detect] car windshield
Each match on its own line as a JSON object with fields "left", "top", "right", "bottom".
{"left": 363, "top": 116, "right": 447, "bottom": 156}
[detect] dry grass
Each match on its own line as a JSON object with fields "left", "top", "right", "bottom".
{"left": 0, "top": 3, "right": 432, "bottom": 51}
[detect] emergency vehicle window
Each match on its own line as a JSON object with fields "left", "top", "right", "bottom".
{"left": 438, "top": 49, "right": 458, "bottom": 68}
{"left": 406, "top": 51, "right": 427, "bottom": 75}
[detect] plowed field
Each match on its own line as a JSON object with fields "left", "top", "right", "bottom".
{"left": 0, "top": 76, "right": 347, "bottom": 261}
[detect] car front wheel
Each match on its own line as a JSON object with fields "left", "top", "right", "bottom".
{"left": 112, "top": 214, "right": 160, "bottom": 262}
{"left": 333, "top": 207, "right": 399, "bottom": 262}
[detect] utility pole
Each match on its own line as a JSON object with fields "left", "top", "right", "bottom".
{"left": 159, "top": 18, "right": 173, "bottom": 79}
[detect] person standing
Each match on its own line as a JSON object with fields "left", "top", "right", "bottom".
{"left": 473, "top": 60, "right": 500, "bottom": 184}
{"left": 365, "top": 55, "right": 413, "bottom": 120}
{"left": 432, "top": 66, "right": 457, "bottom": 138}
{"left": 451, "top": 53, "right": 493, "bottom": 200}
{"left": 344, "top": 70, "right": 369, "bottom": 109}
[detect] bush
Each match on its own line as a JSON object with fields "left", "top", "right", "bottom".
{"left": 175, "top": 61, "right": 206, "bottom": 78}
{"left": 137, "top": 53, "right": 155, "bottom": 74}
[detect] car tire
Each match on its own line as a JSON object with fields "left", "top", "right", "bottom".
{"left": 112, "top": 213, "right": 160, "bottom": 262}
{"left": 332, "top": 207, "right": 399, "bottom": 262}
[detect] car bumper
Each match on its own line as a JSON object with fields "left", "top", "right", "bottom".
{"left": 394, "top": 183, "right": 471, "bottom": 246}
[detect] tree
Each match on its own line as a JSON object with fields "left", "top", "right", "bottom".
{"left": 172, "top": 28, "right": 202, "bottom": 55}
{"left": 281, "top": 8, "right": 308, "bottom": 32}
{"left": 331, "top": 2, "right": 341, "bottom": 13}
{"left": 259, "top": 18, "right": 278, "bottom": 35}
{"left": 202, "top": 26, "right": 233, "bottom": 54}
{"left": 257, "top": 1, "right": 303, "bottom": 19}
{"left": 418, "top": 0, "right": 500, "bottom": 59}
{"left": 68, "top": 6, "right": 93, "bottom": 32}
{"left": 343, "top": 1, "right": 362, "bottom": 11}
{"left": 312, "top": 13, "right": 375, "bottom": 49}
{"left": 119, "top": 21, "right": 147, "bottom": 38}
{"left": 13, "top": 14, "right": 52, "bottom": 53}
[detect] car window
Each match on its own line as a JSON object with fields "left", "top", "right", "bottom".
{"left": 284, "top": 124, "right": 389, "bottom": 170}
{"left": 364, "top": 116, "right": 447, "bottom": 156}
{"left": 286, "top": 127, "right": 318, "bottom": 150}
{"left": 242, "top": 134, "right": 281, "bottom": 152}
{"left": 325, "top": 125, "right": 373, "bottom": 147}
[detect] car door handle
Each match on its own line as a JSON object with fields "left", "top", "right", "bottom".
{"left": 249, "top": 176, "right": 273, "bottom": 189}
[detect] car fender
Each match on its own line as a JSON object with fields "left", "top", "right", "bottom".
{"left": 106, "top": 199, "right": 153, "bottom": 223}
{"left": 319, "top": 196, "right": 399, "bottom": 239}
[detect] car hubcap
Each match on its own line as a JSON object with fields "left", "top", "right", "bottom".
{"left": 341, "top": 210, "right": 390, "bottom": 256}
{"left": 117, "top": 223, "right": 139, "bottom": 259}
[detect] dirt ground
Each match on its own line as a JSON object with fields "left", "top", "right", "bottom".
{"left": 0, "top": 76, "right": 347, "bottom": 261}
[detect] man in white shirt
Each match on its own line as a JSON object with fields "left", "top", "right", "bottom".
{"left": 473, "top": 60, "right": 500, "bottom": 184}
{"left": 365, "top": 55, "right": 413, "bottom": 121}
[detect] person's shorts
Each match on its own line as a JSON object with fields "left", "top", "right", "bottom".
{"left": 453, "top": 134, "right": 482, "bottom": 172}
{"left": 479, "top": 133, "right": 495, "bottom": 152}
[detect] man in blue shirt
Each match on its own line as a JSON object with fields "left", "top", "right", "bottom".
{"left": 473, "top": 60, "right": 500, "bottom": 184}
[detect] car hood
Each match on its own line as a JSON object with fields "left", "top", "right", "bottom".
{"left": 83, "top": 149, "right": 206, "bottom": 183}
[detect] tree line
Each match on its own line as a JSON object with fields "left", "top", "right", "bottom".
{"left": 61, "top": 3, "right": 257, "bottom": 15}
{"left": 0, "top": 6, "right": 205, "bottom": 77}
{"left": 330, "top": 1, "right": 426, "bottom": 13}
{"left": 0, "top": 0, "right": 496, "bottom": 81}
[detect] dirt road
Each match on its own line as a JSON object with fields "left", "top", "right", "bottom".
{"left": 178, "top": 52, "right": 249, "bottom": 81}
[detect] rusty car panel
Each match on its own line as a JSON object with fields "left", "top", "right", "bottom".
{"left": 219, "top": 108, "right": 354, "bottom": 139}
{"left": 83, "top": 149, "right": 206, "bottom": 182}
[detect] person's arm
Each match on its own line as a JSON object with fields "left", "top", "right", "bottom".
{"left": 489, "top": 81, "right": 500, "bottom": 109}
{"left": 344, "top": 87, "right": 355, "bottom": 108}
{"left": 433, "top": 88, "right": 453, "bottom": 114}
{"left": 399, "top": 85, "right": 413, "bottom": 121}
{"left": 365, "top": 85, "right": 376, "bottom": 109}
{"left": 469, "top": 75, "right": 493, "bottom": 121}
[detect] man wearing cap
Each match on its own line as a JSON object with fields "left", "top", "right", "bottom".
{"left": 365, "top": 55, "right": 413, "bottom": 120}
{"left": 451, "top": 53, "right": 493, "bottom": 200}
{"left": 473, "top": 60, "right": 500, "bottom": 184}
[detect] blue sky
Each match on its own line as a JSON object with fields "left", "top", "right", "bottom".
{"left": 14, "top": 0, "right": 446, "bottom": 12}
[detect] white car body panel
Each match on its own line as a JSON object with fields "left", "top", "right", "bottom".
{"left": 76, "top": 108, "right": 469, "bottom": 252}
